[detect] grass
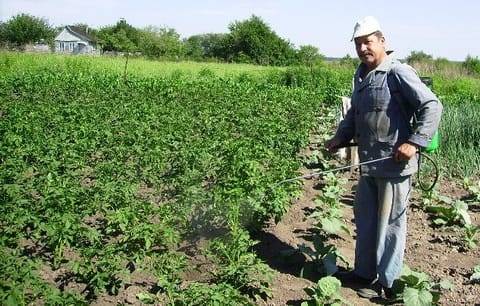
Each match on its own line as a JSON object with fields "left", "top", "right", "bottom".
{"left": 436, "top": 102, "right": 480, "bottom": 177}
{"left": 0, "top": 51, "right": 282, "bottom": 78}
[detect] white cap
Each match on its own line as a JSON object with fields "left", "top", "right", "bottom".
{"left": 351, "top": 16, "right": 382, "bottom": 41}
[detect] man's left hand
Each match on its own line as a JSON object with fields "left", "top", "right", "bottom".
{"left": 395, "top": 143, "right": 418, "bottom": 162}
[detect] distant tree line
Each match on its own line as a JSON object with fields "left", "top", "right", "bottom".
{"left": 1, "top": 12, "right": 479, "bottom": 71}
{"left": 0, "top": 13, "right": 324, "bottom": 66}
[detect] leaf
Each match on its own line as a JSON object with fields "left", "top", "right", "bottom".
{"left": 136, "top": 292, "right": 155, "bottom": 304}
{"left": 439, "top": 279, "right": 454, "bottom": 290}
{"left": 320, "top": 217, "right": 343, "bottom": 234}
{"left": 403, "top": 288, "right": 433, "bottom": 306}
{"left": 321, "top": 252, "right": 338, "bottom": 275}
{"left": 458, "top": 210, "right": 471, "bottom": 225}
{"left": 340, "top": 224, "right": 351, "bottom": 235}
{"left": 437, "top": 195, "right": 453, "bottom": 204}
{"left": 318, "top": 276, "right": 341, "bottom": 297}
{"left": 433, "top": 218, "right": 447, "bottom": 226}
{"left": 470, "top": 268, "right": 480, "bottom": 283}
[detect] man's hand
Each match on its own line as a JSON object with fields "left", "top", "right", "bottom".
{"left": 395, "top": 143, "right": 418, "bottom": 162}
{"left": 325, "top": 137, "right": 342, "bottom": 153}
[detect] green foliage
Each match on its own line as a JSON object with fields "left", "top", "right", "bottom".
{"left": 463, "top": 224, "right": 480, "bottom": 249}
{"left": 421, "top": 190, "right": 478, "bottom": 249}
{"left": 296, "top": 235, "right": 349, "bottom": 277}
{"left": 301, "top": 276, "right": 348, "bottom": 306}
{"left": 136, "top": 292, "right": 156, "bottom": 304}
{"left": 433, "top": 57, "right": 450, "bottom": 70}
{"left": 463, "top": 55, "right": 480, "bottom": 75}
{"left": 393, "top": 265, "right": 451, "bottom": 306}
{"left": 0, "top": 247, "right": 87, "bottom": 305}
{"left": 184, "top": 33, "right": 229, "bottom": 60}
{"left": 172, "top": 283, "right": 253, "bottom": 306}
{"left": 98, "top": 18, "right": 139, "bottom": 53}
{"left": 426, "top": 198, "right": 471, "bottom": 226}
{"left": 0, "top": 53, "right": 343, "bottom": 303}
{"left": 339, "top": 54, "right": 360, "bottom": 69}
{"left": 139, "top": 26, "right": 185, "bottom": 59}
{"left": 463, "top": 177, "right": 480, "bottom": 203}
{"left": 296, "top": 45, "right": 324, "bottom": 66}
{"left": 225, "top": 15, "right": 296, "bottom": 66}
{"left": 434, "top": 76, "right": 480, "bottom": 105}
{"left": 437, "top": 102, "right": 480, "bottom": 177}
{"left": 311, "top": 173, "right": 349, "bottom": 236}
{"left": 406, "top": 50, "right": 433, "bottom": 64}
{"left": 208, "top": 222, "right": 273, "bottom": 300}
{"left": 1, "top": 13, "right": 54, "bottom": 47}
{"left": 71, "top": 246, "right": 125, "bottom": 296}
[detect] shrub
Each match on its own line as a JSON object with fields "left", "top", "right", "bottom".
{"left": 463, "top": 55, "right": 480, "bottom": 75}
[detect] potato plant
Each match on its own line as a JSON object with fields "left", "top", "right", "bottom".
{"left": 0, "top": 53, "right": 342, "bottom": 303}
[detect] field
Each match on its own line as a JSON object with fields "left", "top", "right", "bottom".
{"left": 1, "top": 52, "right": 479, "bottom": 305}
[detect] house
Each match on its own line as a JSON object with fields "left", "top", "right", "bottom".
{"left": 54, "top": 26, "right": 97, "bottom": 54}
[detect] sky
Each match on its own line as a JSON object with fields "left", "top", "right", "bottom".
{"left": 1, "top": 0, "right": 479, "bottom": 61}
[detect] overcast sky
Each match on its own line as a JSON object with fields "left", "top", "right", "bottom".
{"left": 1, "top": 0, "right": 479, "bottom": 61}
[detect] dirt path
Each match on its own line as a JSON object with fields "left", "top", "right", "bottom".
{"left": 254, "top": 168, "right": 480, "bottom": 305}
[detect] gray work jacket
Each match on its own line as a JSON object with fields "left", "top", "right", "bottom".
{"left": 335, "top": 54, "right": 443, "bottom": 177}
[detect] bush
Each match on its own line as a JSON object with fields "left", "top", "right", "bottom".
{"left": 406, "top": 50, "right": 433, "bottom": 65}
{"left": 463, "top": 55, "right": 480, "bottom": 75}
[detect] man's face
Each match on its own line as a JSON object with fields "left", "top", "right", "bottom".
{"left": 354, "top": 33, "right": 386, "bottom": 70}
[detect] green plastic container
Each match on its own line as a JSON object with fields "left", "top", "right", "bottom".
{"left": 423, "top": 131, "right": 439, "bottom": 153}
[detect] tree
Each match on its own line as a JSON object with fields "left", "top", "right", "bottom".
{"left": 406, "top": 50, "right": 433, "bottom": 64}
{"left": 296, "top": 45, "right": 324, "bottom": 66}
{"left": 184, "top": 33, "right": 228, "bottom": 60}
{"left": 225, "top": 15, "right": 296, "bottom": 66}
{"left": 2, "top": 13, "right": 54, "bottom": 47}
{"left": 138, "top": 26, "right": 184, "bottom": 59}
{"left": 97, "top": 18, "right": 139, "bottom": 53}
{"left": 184, "top": 35, "right": 204, "bottom": 60}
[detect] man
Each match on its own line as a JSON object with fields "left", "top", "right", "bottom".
{"left": 325, "top": 16, "right": 442, "bottom": 299}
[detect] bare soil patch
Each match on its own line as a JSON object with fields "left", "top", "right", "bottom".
{"left": 254, "top": 171, "right": 480, "bottom": 305}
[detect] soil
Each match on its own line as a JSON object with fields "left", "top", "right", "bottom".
{"left": 253, "top": 168, "right": 480, "bottom": 306}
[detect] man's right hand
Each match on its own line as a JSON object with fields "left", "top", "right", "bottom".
{"left": 325, "top": 137, "right": 342, "bottom": 153}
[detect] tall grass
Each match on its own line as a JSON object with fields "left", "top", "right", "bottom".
{"left": 437, "top": 102, "right": 480, "bottom": 177}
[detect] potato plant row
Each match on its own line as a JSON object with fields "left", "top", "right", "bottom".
{"left": 0, "top": 54, "right": 345, "bottom": 304}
